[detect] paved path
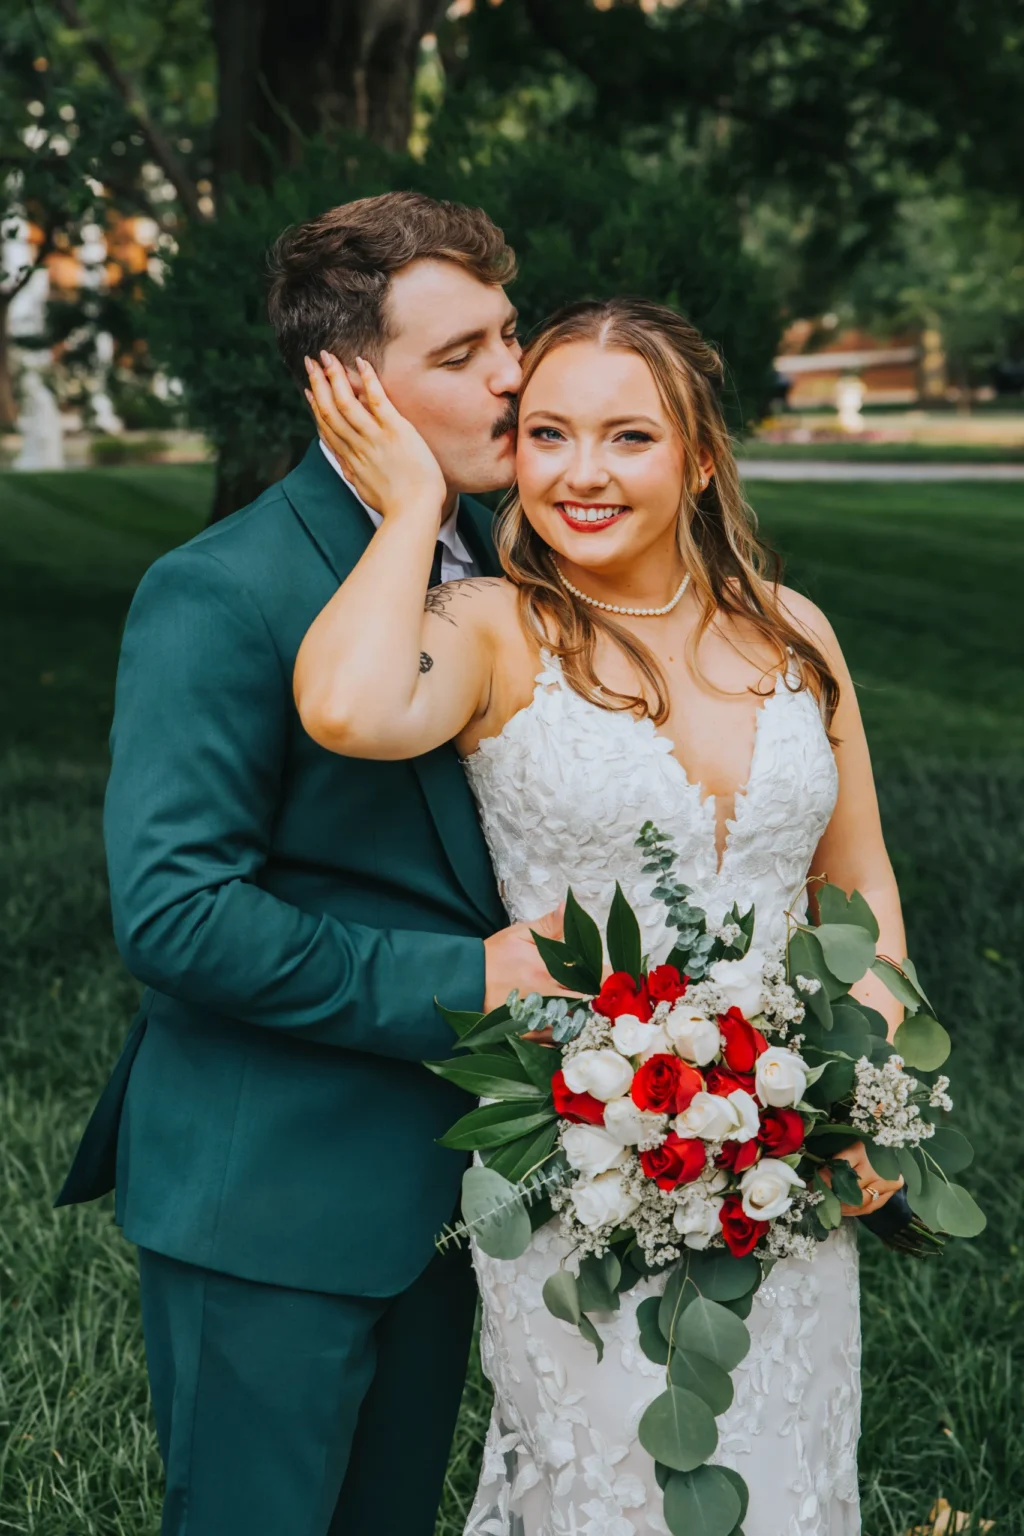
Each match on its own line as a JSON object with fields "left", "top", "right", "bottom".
{"left": 738, "top": 460, "right": 1024, "bottom": 482}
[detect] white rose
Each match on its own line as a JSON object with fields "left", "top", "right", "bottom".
{"left": 610, "top": 1013, "right": 664, "bottom": 1059}
{"left": 672, "top": 1191, "right": 725, "bottom": 1249}
{"left": 562, "top": 1123, "right": 630, "bottom": 1177}
{"left": 637, "top": 1024, "right": 672, "bottom": 1063}
{"left": 570, "top": 1169, "right": 641, "bottom": 1231}
{"left": 755, "top": 1046, "right": 809, "bottom": 1108}
{"left": 665, "top": 1006, "right": 721, "bottom": 1066}
{"left": 725, "top": 1088, "right": 761, "bottom": 1144}
{"left": 739, "top": 1157, "right": 804, "bottom": 1220}
{"left": 562, "top": 1048, "right": 635, "bottom": 1103}
{"left": 708, "top": 947, "right": 766, "bottom": 1019}
{"left": 673, "top": 1091, "right": 737, "bottom": 1142}
{"left": 603, "top": 1097, "right": 668, "bottom": 1147}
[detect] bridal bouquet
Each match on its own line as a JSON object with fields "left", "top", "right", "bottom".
{"left": 427, "top": 824, "right": 984, "bottom": 1536}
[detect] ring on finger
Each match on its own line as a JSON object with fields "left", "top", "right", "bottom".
{"left": 865, "top": 1185, "right": 881, "bottom": 1202}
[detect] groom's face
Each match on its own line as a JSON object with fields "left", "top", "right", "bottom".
{"left": 378, "top": 259, "right": 522, "bottom": 495}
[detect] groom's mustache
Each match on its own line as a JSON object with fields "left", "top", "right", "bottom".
{"left": 492, "top": 396, "right": 519, "bottom": 439}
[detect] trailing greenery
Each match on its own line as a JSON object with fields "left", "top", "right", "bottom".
{"left": 145, "top": 134, "right": 780, "bottom": 486}
{"left": 0, "top": 469, "right": 1021, "bottom": 1532}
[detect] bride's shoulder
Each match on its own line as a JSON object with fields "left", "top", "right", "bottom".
{"left": 424, "top": 575, "right": 517, "bottom": 630}
{"left": 776, "top": 585, "right": 842, "bottom": 661}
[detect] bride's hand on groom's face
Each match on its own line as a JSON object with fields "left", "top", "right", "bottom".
{"left": 304, "top": 352, "right": 446, "bottom": 521}
{"left": 483, "top": 904, "right": 584, "bottom": 1024}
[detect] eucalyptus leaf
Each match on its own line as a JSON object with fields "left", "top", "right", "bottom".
{"left": 676, "top": 1297, "right": 751, "bottom": 1372}
{"left": 669, "top": 1348, "right": 735, "bottom": 1414}
{"left": 607, "top": 881, "right": 643, "bottom": 980}
{"left": 578, "top": 1314, "right": 605, "bottom": 1362}
{"left": 894, "top": 1013, "right": 951, "bottom": 1071}
{"left": 658, "top": 1264, "right": 698, "bottom": 1341}
{"left": 816, "top": 885, "right": 880, "bottom": 941}
{"left": 813, "top": 1171, "right": 842, "bottom": 1229}
{"left": 578, "top": 1251, "right": 623, "bottom": 1313}
{"left": 814, "top": 923, "right": 877, "bottom": 985}
{"left": 870, "top": 957, "right": 922, "bottom": 1015}
{"left": 822, "top": 1002, "right": 873, "bottom": 1059}
{"left": 543, "top": 1269, "right": 582, "bottom": 1325}
{"left": 910, "top": 1165, "right": 946, "bottom": 1230}
{"left": 663, "top": 1466, "right": 742, "bottom": 1536}
{"left": 805, "top": 1057, "right": 856, "bottom": 1108}
{"left": 717, "top": 1466, "right": 750, "bottom": 1522}
{"left": 935, "top": 1182, "right": 986, "bottom": 1237}
{"left": 684, "top": 1249, "right": 760, "bottom": 1303}
{"left": 638, "top": 1296, "right": 670, "bottom": 1364}
{"left": 865, "top": 1142, "right": 901, "bottom": 1182}
{"left": 829, "top": 1158, "right": 865, "bottom": 1208}
{"left": 637, "top": 1386, "right": 719, "bottom": 1473}
{"left": 461, "top": 1166, "right": 532, "bottom": 1260}
{"left": 720, "top": 1289, "right": 754, "bottom": 1320}
{"left": 926, "top": 1127, "right": 974, "bottom": 1175}
{"left": 901, "top": 957, "right": 934, "bottom": 1014}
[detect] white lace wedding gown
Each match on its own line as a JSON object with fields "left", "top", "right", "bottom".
{"left": 460, "top": 652, "right": 862, "bottom": 1536}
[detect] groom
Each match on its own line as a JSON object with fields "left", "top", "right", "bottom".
{"left": 57, "top": 191, "right": 554, "bottom": 1536}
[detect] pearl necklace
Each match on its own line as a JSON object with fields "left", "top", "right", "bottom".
{"left": 551, "top": 557, "right": 691, "bottom": 617}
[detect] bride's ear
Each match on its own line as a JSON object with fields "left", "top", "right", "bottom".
{"left": 696, "top": 448, "right": 715, "bottom": 491}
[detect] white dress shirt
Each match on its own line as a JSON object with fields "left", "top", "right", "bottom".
{"left": 319, "top": 441, "right": 478, "bottom": 584}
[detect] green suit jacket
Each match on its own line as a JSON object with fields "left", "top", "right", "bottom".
{"left": 56, "top": 442, "right": 508, "bottom": 1297}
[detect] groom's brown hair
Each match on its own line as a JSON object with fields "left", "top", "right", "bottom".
{"left": 268, "top": 191, "right": 516, "bottom": 386}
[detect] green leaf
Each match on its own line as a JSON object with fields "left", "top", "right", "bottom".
{"left": 870, "top": 957, "right": 922, "bottom": 1015}
{"left": 926, "top": 1127, "right": 974, "bottom": 1175}
{"left": 717, "top": 1466, "right": 750, "bottom": 1523}
{"left": 814, "top": 923, "right": 877, "bottom": 985}
{"left": 531, "top": 931, "right": 594, "bottom": 992}
{"left": 483, "top": 1120, "right": 559, "bottom": 1182}
{"left": 901, "top": 957, "right": 934, "bottom": 1014}
{"left": 453, "top": 1003, "right": 514, "bottom": 1050}
{"left": 669, "top": 1348, "right": 735, "bottom": 1414}
{"left": 543, "top": 1269, "right": 582, "bottom": 1325}
{"left": 658, "top": 1264, "right": 699, "bottom": 1341}
{"left": 663, "top": 1466, "right": 742, "bottom": 1536}
{"left": 895, "top": 1146, "right": 922, "bottom": 1201}
{"left": 638, "top": 1387, "right": 719, "bottom": 1473}
{"left": 816, "top": 884, "right": 880, "bottom": 941}
{"left": 821, "top": 1002, "right": 873, "bottom": 1059}
{"left": 894, "top": 1013, "right": 951, "bottom": 1071}
{"left": 829, "top": 1158, "right": 864, "bottom": 1208}
{"left": 424, "top": 1053, "right": 546, "bottom": 1100}
{"left": 935, "top": 1182, "right": 986, "bottom": 1238}
{"left": 461, "top": 1166, "right": 532, "bottom": 1260}
{"left": 804, "top": 1057, "right": 856, "bottom": 1108}
{"left": 563, "top": 888, "right": 605, "bottom": 992}
{"left": 578, "top": 1314, "right": 605, "bottom": 1362}
{"left": 637, "top": 1296, "right": 670, "bottom": 1364}
{"left": 813, "top": 1171, "right": 842, "bottom": 1229}
{"left": 787, "top": 928, "right": 836, "bottom": 1027}
{"left": 865, "top": 1142, "right": 901, "bottom": 1182}
{"left": 655, "top": 1461, "right": 672, "bottom": 1492}
{"left": 509, "top": 1036, "right": 561, "bottom": 1090}
{"left": 578, "top": 1251, "right": 623, "bottom": 1313}
{"left": 436, "top": 1001, "right": 486, "bottom": 1038}
{"left": 440, "top": 1100, "right": 556, "bottom": 1151}
{"left": 676, "top": 1297, "right": 751, "bottom": 1372}
{"left": 607, "top": 881, "right": 643, "bottom": 980}
{"left": 684, "top": 1249, "right": 761, "bottom": 1303}
{"left": 910, "top": 1164, "right": 946, "bottom": 1230}
{"left": 720, "top": 1290, "right": 754, "bottom": 1320}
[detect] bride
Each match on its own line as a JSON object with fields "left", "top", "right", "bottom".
{"left": 295, "top": 297, "right": 906, "bottom": 1535}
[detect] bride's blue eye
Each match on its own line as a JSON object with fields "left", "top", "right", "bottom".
{"left": 617, "top": 430, "right": 653, "bottom": 444}
{"left": 529, "top": 426, "right": 565, "bottom": 443}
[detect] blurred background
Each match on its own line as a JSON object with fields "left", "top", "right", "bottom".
{"left": 1, "top": 3, "right": 1021, "bottom": 1533}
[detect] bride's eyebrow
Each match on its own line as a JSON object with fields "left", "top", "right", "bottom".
{"left": 522, "top": 410, "right": 661, "bottom": 429}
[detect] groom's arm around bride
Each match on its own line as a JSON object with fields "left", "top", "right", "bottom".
{"left": 56, "top": 191, "right": 543, "bottom": 1536}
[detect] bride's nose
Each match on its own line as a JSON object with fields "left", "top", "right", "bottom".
{"left": 563, "top": 441, "right": 611, "bottom": 494}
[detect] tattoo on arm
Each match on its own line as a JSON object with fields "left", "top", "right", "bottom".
{"left": 419, "top": 652, "right": 434, "bottom": 674}
{"left": 424, "top": 578, "right": 504, "bottom": 627}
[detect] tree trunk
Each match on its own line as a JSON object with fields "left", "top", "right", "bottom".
{"left": 206, "top": 0, "right": 445, "bottom": 520}
{"left": 0, "top": 296, "right": 17, "bottom": 432}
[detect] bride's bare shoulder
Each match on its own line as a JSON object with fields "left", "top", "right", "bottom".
{"left": 777, "top": 584, "right": 843, "bottom": 662}
{"left": 423, "top": 574, "right": 517, "bottom": 632}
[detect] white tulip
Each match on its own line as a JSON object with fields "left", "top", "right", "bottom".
{"left": 562, "top": 1048, "right": 635, "bottom": 1103}
{"left": 562, "top": 1123, "right": 630, "bottom": 1177}
{"left": 603, "top": 1097, "right": 668, "bottom": 1147}
{"left": 664, "top": 1006, "right": 721, "bottom": 1066}
{"left": 672, "top": 1190, "right": 725, "bottom": 1249}
{"left": 570, "top": 1169, "right": 641, "bottom": 1231}
{"left": 708, "top": 947, "right": 766, "bottom": 1019}
{"left": 755, "top": 1046, "right": 809, "bottom": 1108}
{"left": 610, "top": 1013, "right": 664, "bottom": 1059}
{"left": 739, "top": 1157, "right": 804, "bottom": 1220}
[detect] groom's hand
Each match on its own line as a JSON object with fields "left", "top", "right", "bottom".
{"left": 483, "top": 905, "right": 575, "bottom": 1016}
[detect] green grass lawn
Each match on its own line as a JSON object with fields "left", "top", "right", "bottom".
{"left": 737, "top": 441, "right": 1024, "bottom": 463}
{"left": 1, "top": 467, "right": 1022, "bottom": 1535}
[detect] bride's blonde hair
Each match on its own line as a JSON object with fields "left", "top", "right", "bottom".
{"left": 496, "top": 297, "right": 839, "bottom": 730}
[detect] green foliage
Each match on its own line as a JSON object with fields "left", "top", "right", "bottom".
{"left": 145, "top": 132, "right": 780, "bottom": 482}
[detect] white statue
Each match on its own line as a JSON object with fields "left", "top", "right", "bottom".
{"left": 14, "top": 360, "right": 65, "bottom": 470}
{"left": 835, "top": 375, "right": 865, "bottom": 432}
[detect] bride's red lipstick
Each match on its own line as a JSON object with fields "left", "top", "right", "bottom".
{"left": 556, "top": 502, "right": 631, "bottom": 533}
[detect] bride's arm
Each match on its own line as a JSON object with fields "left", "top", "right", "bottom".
{"left": 783, "top": 588, "right": 907, "bottom": 1042}
{"left": 294, "top": 355, "right": 500, "bottom": 760}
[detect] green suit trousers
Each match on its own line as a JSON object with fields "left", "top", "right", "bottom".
{"left": 138, "top": 1240, "right": 478, "bottom": 1536}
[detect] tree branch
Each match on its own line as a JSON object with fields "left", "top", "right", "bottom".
{"left": 50, "top": 0, "right": 205, "bottom": 221}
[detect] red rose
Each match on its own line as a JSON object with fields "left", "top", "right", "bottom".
{"left": 647, "top": 964, "right": 689, "bottom": 1005}
{"left": 639, "top": 1132, "right": 707, "bottom": 1190}
{"left": 593, "top": 971, "right": 652, "bottom": 1023}
{"left": 552, "top": 1069, "right": 605, "bottom": 1126}
{"left": 716, "top": 1138, "right": 761, "bottom": 1174}
{"left": 706, "top": 1064, "right": 756, "bottom": 1098}
{"left": 631, "top": 1054, "right": 703, "bottom": 1115}
{"left": 719, "top": 1194, "right": 769, "bottom": 1258}
{"left": 718, "top": 1006, "right": 769, "bottom": 1073}
{"left": 758, "top": 1108, "right": 805, "bottom": 1157}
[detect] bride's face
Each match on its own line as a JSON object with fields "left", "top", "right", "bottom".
{"left": 515, "top": 341, "right": 690, "bottom": 572}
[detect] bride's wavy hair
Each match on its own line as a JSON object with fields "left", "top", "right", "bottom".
{"left": 496, "top": 297, "right": 840, "bottom": 731}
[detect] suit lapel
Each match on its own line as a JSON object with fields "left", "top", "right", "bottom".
{"left": 282, "top": 443, "right": 506, "bottom": 932}
{"left": 458, "top": 496, "right": 502, "bottom": 578}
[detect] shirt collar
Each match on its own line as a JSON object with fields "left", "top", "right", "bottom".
{"left": 319, "top": 440, "right": 472, "bottom": 566}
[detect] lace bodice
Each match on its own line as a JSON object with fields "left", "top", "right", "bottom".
{"left": 463, "top": 650, "right": 839, "bottom": 956}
